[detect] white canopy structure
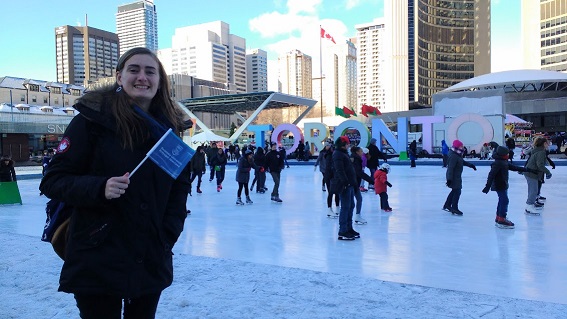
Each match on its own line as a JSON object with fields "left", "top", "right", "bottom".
{"left": 190, "top": 131, "right": 230, "bottom": 143}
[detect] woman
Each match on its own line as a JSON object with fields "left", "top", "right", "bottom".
{"left": 524, "top": 137, "right": 552, "bottom": 215}
{"left": 0, "top": 155, "right": 17, "bottom": 182}
{"left": 235, "top": 149, "right": 256, "bottom": 205}
{"left": 210, "top": 147, "right": 227, "bottom": 192}
{"left": 39, "top": 47, "right": 191, "bottom": 318}
{"left": 251, "top": 146, "right": 267, "bottom": 193}
{"left": 443, "top": 139, "right": 477, "bottom": 215}
{"left": 189, "top": 146, "right": 206, "bottom": 195}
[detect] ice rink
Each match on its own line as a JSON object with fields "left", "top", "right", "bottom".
{"left": 2, "top": 160, "right": 567, "bottom": 306}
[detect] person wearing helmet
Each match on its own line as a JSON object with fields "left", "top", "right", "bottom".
{"left": 374, "top": 163, "right": 392, "bottom": 212}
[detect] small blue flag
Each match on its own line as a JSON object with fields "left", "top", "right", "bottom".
{"left": 146, "top": 128, "right": 194, "bottom": 179}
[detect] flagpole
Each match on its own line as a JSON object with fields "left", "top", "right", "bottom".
{"left": 319, "top": 25, "right": 323, "bottom": 123}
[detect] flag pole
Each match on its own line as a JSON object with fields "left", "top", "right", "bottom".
{"left": 319, "top": 25, "right": 323, "bottom": 123}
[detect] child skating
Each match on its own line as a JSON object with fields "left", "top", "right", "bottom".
{"left": 374, "top": 163, "right": 393, "bottom": 212}
{"left": 482, "top": 146, "right": 534, "bottom": 228}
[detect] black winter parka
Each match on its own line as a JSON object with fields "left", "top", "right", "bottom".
{"left": 39, "top": 92, "right": 190, "bottom": 298}
{"left": 485, "top": 152, "right": 529, "bottom": 191}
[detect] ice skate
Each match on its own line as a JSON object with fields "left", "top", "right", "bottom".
{"left": 197, "top": 188, "right": 202, "bottom": 194}
{"left": 354, "top": 214, "right": 367, "bottom": 225}
{"left": 217, "top": 185, "right": 221, "bottom": 192}
{"left": 359, "top": 186, "right": 368, "bottom": 193}
{"left": 525, "top": 204, "right": 541, "bottom": 216}
{"left": 326, "top": 207, "right": 338, "bottom": 218}
{"left": 236, "top": 197, "right": 244, "bottom": 205}
{"left": 442, "top": 205, "right": 451, "bottom": 212}
{"left": 271, "top": 196, "right": 283, "bottom": 203}
{"left": 338, "top": 232, "right": 355, "bottom": 240}
{"left": 450, "top": 208, "right": 463, "bottom": 216}
{"left": 495, "top": 216, "right": 515, "bottom": 229}
{"left": 535, "top": 201, "right": 544, "bottom": 208}
{"left": 348, "top": 229, "right": 361, "bottom": 238}
{"left": 246, "top": 196, "right": 253, "bottom": 204}
{"left": 383, "top": 207, "right": 393, "bottom": 212}
{"left": 537, "top": 195, "right": 546, "bottom": 202}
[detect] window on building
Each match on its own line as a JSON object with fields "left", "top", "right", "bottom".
{"left": 20, "top": 95, "right": 25, "bottom": 102}
{"left": 32, "top": 96, "right": 37, "bottom": 103}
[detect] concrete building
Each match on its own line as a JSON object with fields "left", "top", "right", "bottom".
{"left": 162, "top": 21, "right": 247, "bottom": 93}
{"left": 356, "top": 19, "right": 388, "bottom": 111}
{"left": 312, "top": 40, "right": 357, "bottom": 118}
{"left": 522, "top": 0, "right": 567, "bottom": 72}
{"left": 116, "top": 0, "right": 158, "bottom": 55}
{"left": 246, "top": 48, "right": 268, "bottom": 92}
{"left": 278, "top": 49, "right": 313, "bottom": 98}
{"left": 55, "top": 25, "right": 119, "bottom": 86}
{"left": 416, "top": 0, "right": 491, "bottom": 106}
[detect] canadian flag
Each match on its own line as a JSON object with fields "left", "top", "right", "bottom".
{"left": 320, "top": 27, "right": 336, "bottom": 44}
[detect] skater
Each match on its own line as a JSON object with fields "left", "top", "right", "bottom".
{"left": 374, "top": 163, "right": 393, "bottom": 212}
{"left": 443, "top": 139, "right": 477, "bottom": 215}
{"left": 314, "top": 140, "right": 332, "bottom": 192}
{"left": 331, "top": 136, "right": 359, "bottom": 240}
{"left": 189, "top": 146, "right": 206, "bottom": 195}
{"left": 0, "top": 155, "right": 16, "bottom": 182}
{"left": 441, "top": 140, "right": 449, "bottom": 167}
{"left": 367, "top": 138, "right": 387, "bottom": 189}
{"left": 351, "top": 146, "right": 374, "bottom": 224}
{"left": 210, "top": 147, "right": 227, "bottom": 192}
{"left": 359, "top": 147, "right": 370, "bottom": 192}
{"left": 39, "top": 47, "right": 191, "bottom": 318}
{"left": 482, "top": 146, "right": 534, "bottom": 228}
{"left": 480, "top": 143, "right": 490, "bottom": 160}
{"left": 324, "top": 143, "right": 340, "bottom": 218}
{"left": 206, "top": 142, "right": 218, "bottom": 182}
{"left": 235, "top": 149, "right": 256, "bottom": 205}
{"left": 251, "top": 146, "right": 267, "bottom": 193}
{"left": 265, "top": 142, "right": 284, "bottom": 202}
{"left": 506, "top": 137, "right": 516, "bottom": 162}
{"left": 409, "top": 140, "right": 418, "bottom": 168}
{"left": 523, "top": 137, "right": 552, "bottom": 215}
{"left": 42, "top": 149, "right": 54, "bottom": 176}
{"left": 279, "top": 145, "right": 290, "bottom": 168}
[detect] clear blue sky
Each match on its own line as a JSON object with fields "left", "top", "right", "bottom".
{"left": 0, "top": 0, "right": 520, "bottom": 82}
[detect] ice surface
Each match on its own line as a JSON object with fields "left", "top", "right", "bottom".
{"left": 1, "top": 161, "right": 566, "bottom": 318}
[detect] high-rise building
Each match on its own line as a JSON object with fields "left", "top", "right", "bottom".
{"left": 246, "top": 49, "right": 268, "bottom": 92}
{"left": 55, "top": 25, "right": 119, "bottom": 86}
{"left": 522, "top": 0, "right": 567, "bottom": 71}
{"left": 416, "top": 0, "right": 491, "bottom": 106}
{"left": 116, "top": 0, "right": 158, "bottom": 56}
{"left": 161, "top": 21, "right": 247, "bottom": 93}
{"left": 408, "top": 0, "right": 416, "bottom": 104}
{"left": 278, "top": 49, "right": 313, "bottom": 98}
{"left": 313, "top": 40, "right": 357, "bottom": 117}
{"left": 356, "top": 19, "right": 388, "bottom": 111}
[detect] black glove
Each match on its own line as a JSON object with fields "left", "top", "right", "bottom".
{"left": 386, "top": 181, "right": 392, "bottom": 188}
{"left": 482, "top": 186, "right": 490, "bottom": 194}
{"left": 471, "top": 164, "right": 477, "bottom": 171}
{"left": 551, "top": 164, "right": 556, "bottom": 169}
{"left": 446, "top": 180, "right": 452, "bottom": 188}
{"left": 546, "top": 173, "right": 552, "bottom": 179}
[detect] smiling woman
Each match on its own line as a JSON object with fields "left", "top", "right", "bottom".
{"left": 39, "top": 47, "right": 191, "bottom": 318}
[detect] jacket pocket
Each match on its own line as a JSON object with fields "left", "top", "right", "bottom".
{"left": 72, "top": 220, "right": 112, "bottom": 250}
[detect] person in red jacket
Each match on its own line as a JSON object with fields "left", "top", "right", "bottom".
{"left": 373, "top": 163, "right": 392, "bottom": 212}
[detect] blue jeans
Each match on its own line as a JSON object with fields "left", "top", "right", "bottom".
{"left": 444, "top": 188, "right": 462, "bottom": 210}
{"left": 354, "top": 188, "right": 362, "bottom": 215}
{"left": 496, "top": 190, "right": 509, "bottom": 218}
{"left": 339, "top": 186, "right": 355, "bottom": 233}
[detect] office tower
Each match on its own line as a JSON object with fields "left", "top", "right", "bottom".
{"left": 416, "top": 0, "right": 491, "bottom": 106}
{"left": 55, "top": 25, "right": 119, "bottom": 86}
{"left": 246, "top": 49, "right": 268, "bottom": 92}
{"left": 165, "top": 21, "right": 247, "bottom": 93}
{"left": 116, "top": 0, "right": 158, "bottom": 55}
{"left": 356, "top": 19, "right": 388, "bottom": 111}
{"left": 522, "top": 0, "right": 567, "bottom": 71}
{"left": 278, "top": 49, "right": 313, "bottom": 98}
{"left": 385, "top": 0, "right": 409, "bottom": 112}
{"left": 313, "top": 40, "right": 357, "bottom": 117}
{"left": 408, "top": 0, "right": 415, "bottom": 104}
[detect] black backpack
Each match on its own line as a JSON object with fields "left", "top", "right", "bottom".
{"left": 41, "top": 199, "right": 72, "bottom": 260}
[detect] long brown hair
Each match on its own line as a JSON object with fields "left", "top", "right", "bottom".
{"left": 112, "top": 47, "right": 183, "bottom": 149}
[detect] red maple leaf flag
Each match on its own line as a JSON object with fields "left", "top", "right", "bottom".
{"left": 320, "top": 27, "right": 336, "bottom": 44}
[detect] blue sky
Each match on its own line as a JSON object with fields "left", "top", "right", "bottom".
{"left": 0, "top": 0, "right": 520, "bottom": 82}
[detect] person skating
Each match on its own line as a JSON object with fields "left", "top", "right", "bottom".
{"left": 206, "top": 142, "right": 218, "bottom": 182}
{"left": 323, "top": 143, "right": 340, "bottom": 218}
{"left": 351, "top": 146, "right": 374, "bottom": 224}
{"left": 409, "top": 140, "right": 418, "bottom": 168}
{"left": 482, "top": 146, "right": 534, "bottom": 228}
{"left": 251, "top": 146, "right": 267, "bottom": 193}
{"left": 523, "top": 137, "right": 552, "bottom": 215}
{"left": 314, "top": 140, "right": 332, "bottom": 192}
{"left": 188, "top": 146, "right": 206, "bottom": 195}
{"left": 331, "top": 136, "right": 359, "bottom": 240}
{"left": 367, "top": 138, "right": 387, "bottom": 189}
{"left": 443, "top": 139, "right": 477, "bottom": 215}
{"left": 265, "top": 143, "right": 284, "bottom": 202}
{"left": 210, "top": 147, "right": 227, "bottom": 192}
{"left": 374, "top": 163, "right": 393, "bottom": 212}
{"left": 235, "top": 149, "right": 256, "bottom": 205}
{"left": 441, "top": 140, "right": 449, "bottom": 167}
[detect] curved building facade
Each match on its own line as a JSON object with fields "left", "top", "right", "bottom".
{"left": 417, "top": 0, "right": 490, "bottom": 106}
